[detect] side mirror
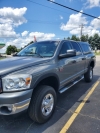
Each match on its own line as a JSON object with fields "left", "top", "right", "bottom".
{"left": 59, "top": 49, "right": 76, "bottom": 59}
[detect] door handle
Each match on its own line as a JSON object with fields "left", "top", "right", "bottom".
{"left": 72, "top": 60, "right": 76, "bottom": 63}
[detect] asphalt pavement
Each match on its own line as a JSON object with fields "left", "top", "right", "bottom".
{"left": 0, "top": 56, "right": 100, "bottom": 133}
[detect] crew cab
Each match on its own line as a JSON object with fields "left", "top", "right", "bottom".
{"left": 0, "top": 40, "right": 95, "bottom": 123}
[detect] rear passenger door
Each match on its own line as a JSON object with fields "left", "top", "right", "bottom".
{"left": 79, "top": 42, "right": 94, "bottom": 71}
{"left": 70, "top": 41, "right": 85, "bottom": 76}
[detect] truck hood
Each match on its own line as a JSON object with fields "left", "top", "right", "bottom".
{"left": 0, "top": 56, "right": 50, "bottom": 76}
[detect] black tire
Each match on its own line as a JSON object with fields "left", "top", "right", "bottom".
{"left": 28, "top": 85, "right": 56, "bottom": 123}
{"left": 84, "top": 66, "right": 93, "bottom": 82}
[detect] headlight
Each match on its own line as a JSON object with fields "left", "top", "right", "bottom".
{"left": 2, "top": 74, "right": 32, "bottom": 92}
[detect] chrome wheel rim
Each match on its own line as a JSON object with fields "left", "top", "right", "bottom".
{"left": 41, "top": 94, "right": 54, "bottom": 116}
{"left": 90, "top": 69, "right": 93, "bottom": 79}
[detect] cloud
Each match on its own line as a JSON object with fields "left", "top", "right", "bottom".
{"left": 69, "top": 26, "right": 100, "bottom": 36}
{"left": 60, "top": 11, "right": 100, "bottom": 37}
{"left": 21, "top": 31, "right": 29, "bottom": 37}
{"left": 50, "top": 0, "right": 55, "bottom": 2}
{"left": 0, "top": 7, "right": 27, "bottom": 38}
{"left": 0, "top": 32, "right": 56, "bottom": 53}
{"left": 69, "top": 0, "right": 100, "bottom": 8}
{"left": 0, "top": 7, "right": 27, "bottom": 26}
{"left": 60, "top": 15, "right": 63, "bottom": 20}
{"left": 29, "top": 32, "right": 55, "bottom": 41}
{"left": 0, "top": 23, "right": 20, "bottom": 38}
{"left": 60, "top": 11, "right": 88, "bottom": 31}
{"left": 85, "top": 0, "right": 100, "bottom": 8}
{"left": 91, "top": 17, "right": 100, "bottom": 29}
{"left": 0, "top": 7, "right": 56, "bottom": 53}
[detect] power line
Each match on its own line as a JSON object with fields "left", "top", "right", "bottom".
{"left": 0, "top": 22, "right": 80, "bottom": 32}
{"left": 28, "top": 19, "right": 60, "bottom": 25}
{"left": 27, "top": 0, "right": 71, "bottom": 14}
{"left": 0, "top": 19, "right": 61, "bottom": 28}
{"left": 0, "top": 19, "right": 60, "bottom": 33}
{"left": 0, "top": 19, "right": 59, "bottom": 25}
{"left": 48, "top": 0, "right": 100, "bottom": 20}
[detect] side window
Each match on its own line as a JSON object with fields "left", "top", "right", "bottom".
{"left": 80, "top": 42, "right": 91, "bottom": 54}
{"left": 88, "top": 45, "right": 92, "bottom": 51}
{"left": 70, "top": 42, "right": 82, "bottom": 55}
{"left": 60, "top": 41, "right": 71, "bottom": 54}
{"left": 84, "top": 43, "right": 92, "bottom": 52}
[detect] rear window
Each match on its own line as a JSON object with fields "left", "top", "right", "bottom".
{"left": 79, "top": 42, "right": 92, "bottom": 54}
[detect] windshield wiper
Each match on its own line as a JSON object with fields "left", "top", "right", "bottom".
{"left": 34, "top": 53, "right": 44, "bottom": 58}
{"left": 17, "top": 52, "right": 43, "bottom": 58}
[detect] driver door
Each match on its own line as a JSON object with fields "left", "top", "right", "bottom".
{"left": 58, "top": 41, "right": 77, "bottom": 88}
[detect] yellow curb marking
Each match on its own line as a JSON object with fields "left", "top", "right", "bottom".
{"left": 60, "top": 81, "right": 100, "bottom": 133}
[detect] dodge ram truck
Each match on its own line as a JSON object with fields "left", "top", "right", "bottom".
{"left": 0, "top": 40, "right": 95, "bottom": 123}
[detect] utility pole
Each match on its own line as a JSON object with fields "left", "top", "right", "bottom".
{"left": 80, "top": 24, "right": 84, "bottom": 41}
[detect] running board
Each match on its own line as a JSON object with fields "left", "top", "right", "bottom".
{"left": 59, "top": 76, "right": 84, "bottom": 93}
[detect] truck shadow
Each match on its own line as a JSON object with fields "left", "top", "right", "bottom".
{"left": 0, "top": 75, "right": 99, "bottom": 133}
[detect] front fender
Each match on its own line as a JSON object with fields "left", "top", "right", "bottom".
{"left": 32, "top": 73, "right": 60, "bottom": 90}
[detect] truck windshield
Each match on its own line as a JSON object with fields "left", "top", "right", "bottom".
{"left": 17, "top": 41, "right": 59, "bottom": 57}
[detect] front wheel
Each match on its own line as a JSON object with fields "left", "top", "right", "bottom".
{"left": 84, "top": 66, "right": 93, "bottom": 82}
{"left": 28, "top": 85, "right": 56, "bottom": 123}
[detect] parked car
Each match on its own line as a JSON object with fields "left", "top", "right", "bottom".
{"left": 0, "top": 40, "right": 95, "bottom": 123}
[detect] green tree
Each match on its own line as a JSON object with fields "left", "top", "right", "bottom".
{"left": 88, "top": 34, "right": 100, "bottom": 50}
{"left": 86, "top": 34, "right": 89, "bottom": 41}
{"left": 6, "top": 45, "right": 17, "bottom": 55}
{"left": 65, "top": 34, "right": 100, "bottom": 50}
{"left": 80, "top": 34, "right": 88, "bottom": 42}
{"left": 67, "top": 37, "right": 70, "bottom": 40}
{"left": 93, "top": 34, "right": 100, "bottom": 49}
{"left": 88, "top": 36, "right": 94, "bottom": 49}
{"left": 71, "top": 35, "right": 80, "bottom": 41}
{"left": 17, "top": 49, "right": 21, "bottom": 52}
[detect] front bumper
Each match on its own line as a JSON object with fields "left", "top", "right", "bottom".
{"left": 0, "top": 89, "right": 33, "bottom": 115}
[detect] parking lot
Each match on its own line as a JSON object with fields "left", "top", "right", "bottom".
{"left": 0, "top": 56, "right": 100, "bottom": 133}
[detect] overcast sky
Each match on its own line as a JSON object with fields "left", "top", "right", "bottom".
{"left": 0, "top": 0, "right": 100, "bottom": 52}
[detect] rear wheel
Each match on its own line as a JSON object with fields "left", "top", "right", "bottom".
{"left": 84, "top": 66, "right": 93, "bottom": 82}
{"left": 28, "top": 85, "right": 56, "bottom": 123}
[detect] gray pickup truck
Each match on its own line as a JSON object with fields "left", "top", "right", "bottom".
{"left": 0, "top": 40, "right": 95, "bottom": 123}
